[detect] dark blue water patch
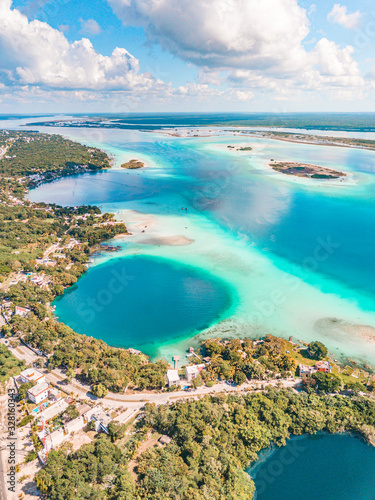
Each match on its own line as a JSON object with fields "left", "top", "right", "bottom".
{"left": 249, "top": 434, "right": 375, "bottom": 500}
{"left": 28, "top": 168, "right": 188, "bottom": 206}
{"left": 53, "top": 255, "right": 232, "bottom": 356}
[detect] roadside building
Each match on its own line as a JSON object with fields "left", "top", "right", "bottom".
{"left": 19, "top": 368, "right": 46, "bottom": 385}
{"left": 185, "top": 365, "right": 199, "bottom": 382}
{"left": 315, "top": 361, "right": 331, "bottom": 373}
{"left": 77, "top": 404, "right": 91, "bottom": 416}
{"left": 167, "top": 369, "right": 180, "bottom": 387}
{"left": 299, "top": 364, "right": 316, "bottom": 377}
{"left": 14, "top": 306, "right": 31, "bottom": 317}
{"left": 48, "top": 388, "right": 62, "bottom": 402}
{"left": 185, "top": 364, "right": 205, "bottom": 383}
{"left": 83, "top": 406, "right": 112, "bottom": 434}
{"left": 64, "top": 416, "right": 86, "bottom": 435}
{"left": 27, "top": 382, "right": 50, "bottom": 404}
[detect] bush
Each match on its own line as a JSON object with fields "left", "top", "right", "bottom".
{"left": 18, "top": 415, "right": 34, "bottom": 427}
{"left": 312, "top": 372, "right": 341, "bottom": 393}
{"left": 91, "top": 383, "right": 108, "bottom": 398}
{"left": 25, "top": 451, "right": 37, "bottom": 463}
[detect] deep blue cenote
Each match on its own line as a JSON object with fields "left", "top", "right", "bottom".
{"left": 53, "top": 256, "right": 232, "bottom": 357}
{"left": 250, "top": 434, "right": 375, "bottom": 500}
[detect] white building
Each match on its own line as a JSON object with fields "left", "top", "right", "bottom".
{"left": 27, "top": 382, "right": 50, "bottom": 404}
{"left": 185, "top": 364, "right": 205, "bottom": 382}
{"left": 64, "top": 416, "right": 86, "bottom": 435}
{"left": 19, "top": 368, "right": 46, "bottom": 385}
{"left": 166, "top": 369, "right": 180, "bottom": 387}
{"left": 14, "top": 306, "right": 31, "bottom": 317}
{"left": 48, "top": 388, "right": 62, "bottom": 402}
{"left": 299, "top": 364, "right": 316, "bottom": 377}
{"left": 83, "top": 407, "right": 112, "bottom": 434}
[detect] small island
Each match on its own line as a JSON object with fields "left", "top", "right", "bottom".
{"left": 121, "top": 159, "right": 144, "bottom": 169}
{"left": 227, "top": 145, "right": 252, "bottom": 151}
{"left": 270, "top": 160, "right": 346, "bottom": 180}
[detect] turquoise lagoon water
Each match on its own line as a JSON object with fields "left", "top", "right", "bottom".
{"left": 28, "top": 126, "right": 375, "bottom": 364}
{"left": 249, "top": 434, "right": 375, "bottom": 500}
{"left": 53, "top": 255, "right": 232, "bottom": 357}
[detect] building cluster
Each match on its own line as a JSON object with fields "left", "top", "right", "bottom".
{"left": 166, "top": 363, "right": 206, "bottom": 387}
{"left": 17, "top": 368, "right": 115, "bottom": 464}
{"left": 2, "top": 300, "right": 33, "bottom": 322}
{"left": 299, "top": 361, "right": 331, "bottom": 377}
{"left": 37, "top": 404, "right": 113, "bottom": 464}
{"left": 19, "top": 368, "right": 61, "bottom": 404}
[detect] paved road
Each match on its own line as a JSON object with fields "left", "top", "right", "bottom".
{"left": 1, "top": 337, "right": 301, "bottom": 408}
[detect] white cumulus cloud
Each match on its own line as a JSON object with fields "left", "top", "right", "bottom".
{"left": 108, "top": 0, "right": 310, "bottom": 75}
{"left": 0, "top": 0, "right": 166, "bottom": 92}
{"left": 327, "top": 4, "right": 361, "bottom": 29}
{"left": 108, "top": 0, "right": 366, "bottom": 96}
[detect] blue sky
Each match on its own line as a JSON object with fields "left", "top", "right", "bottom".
{"left": 1, "top": 0, "right": 375, "bottom": 112}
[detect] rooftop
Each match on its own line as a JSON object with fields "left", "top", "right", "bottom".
{"left": 167, "top": 369, "right": 180, "bottom": 383}
{"left": 65, "top": 416, "right": 85, "bottom": 434}
{"left": 20, "top": 368, "right": 45, "bottom": 383}
{"left": 185, "top": 365, "right": 199, "bottom": 375}
{"left": 159, "top": 435, "right": 172, "bottom": 445}
{"left": 27, "top": 382, "right": 49, "bottom": 397}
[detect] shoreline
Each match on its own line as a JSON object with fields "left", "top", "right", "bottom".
{"left": 158, "top": 127, "right": 375, "bottom": 152}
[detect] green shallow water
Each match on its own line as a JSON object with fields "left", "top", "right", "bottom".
{"left": 53, "top": 255, "right": 234, "bottom": 358}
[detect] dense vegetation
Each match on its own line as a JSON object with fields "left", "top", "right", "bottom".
{"left": 307, "top": 340, "right": 328, "bottom": 360}
{"left": 29, "top": 112, "right": 375, "bottom": 132}
{"left": 5, "top": 307, "right": 168, "bottom": 392}
{"left": 0, "top": 201, "right": 125, "bottom": 281}
{"left": 35, "top": 390, "right": 375, "bottom": 499}
{"left": 0, "top": 130, "right": 110, "bottom": 176}
{"left": 198, "top": 336, "right": 296, "bottom": 385}
{"left": 0, "top": 343, "right": 24, "bottom": 382}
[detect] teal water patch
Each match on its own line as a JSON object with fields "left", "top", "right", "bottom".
{"left": 53, "top": 255, "right": 233, "bottom": 357}
{"left": 249, "top": 434, "right": 375, "bottom": 500}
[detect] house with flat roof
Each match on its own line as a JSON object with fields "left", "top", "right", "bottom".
{"left": 48, "top": 388, "right": 61, "bottom": 402}
{"left": 64, "top": 416, "right": 86, "bottom": 435}
{"left": 14, "top": 306, "right": 31, "bottom": 317}
{"left": 299, "top": 364, "right": 316, "bottom": 377}
{"left": 185, "top": 364, "right": 205, "bottom": 382}
{"left": 27, "top": 382, "right": 50, "bottom": 404}
{"left": 83, "top": 406, "right": 112, "bottom": 434}
{"left": 315, "top": 361, "right": 331, "bottom": 373}
{"left": 19, "top": 368, "right": 46, "bottom": 385}
{"left": 166, "top": 369, "right": 180, "bottom": 387}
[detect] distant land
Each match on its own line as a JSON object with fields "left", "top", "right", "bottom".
{"left": 21, "top": 112, "right": 375, "bottom": 132}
